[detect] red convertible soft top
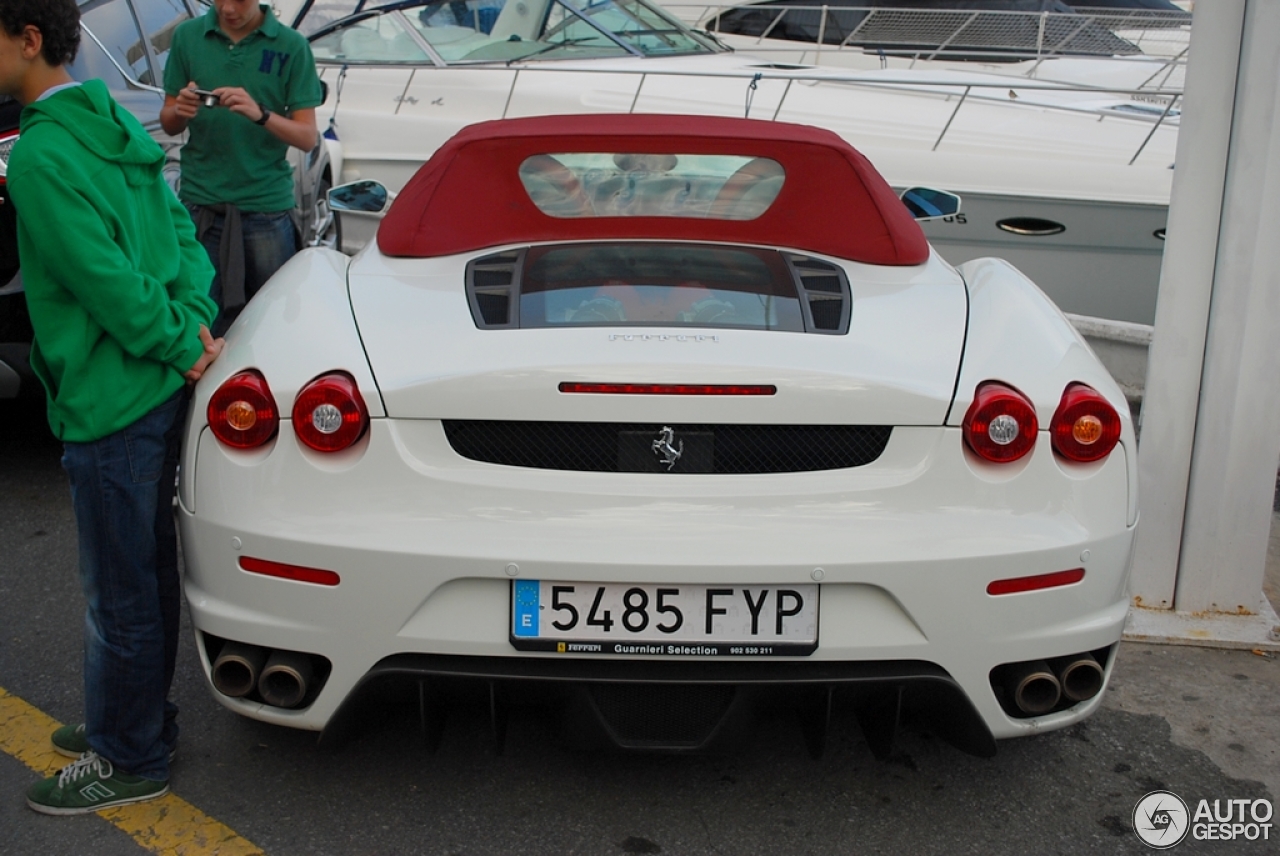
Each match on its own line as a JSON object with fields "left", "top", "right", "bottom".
{"left": 377, "top": 114, "right": 929, "bottom": 266}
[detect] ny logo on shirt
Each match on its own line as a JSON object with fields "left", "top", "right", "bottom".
{"left": 259, "top": 50, "right": 291, "bottom": 76}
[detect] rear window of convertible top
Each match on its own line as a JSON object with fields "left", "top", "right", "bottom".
{"left": 518, "top": 153, "right": 785, "bottom": 221}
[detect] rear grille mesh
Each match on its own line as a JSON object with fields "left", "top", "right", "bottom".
{"left": 442, "top": 421, "right": 892, "bottom": 473}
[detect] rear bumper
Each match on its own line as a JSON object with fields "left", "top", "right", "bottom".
{"left": 179, "top": 419, "right": 1136, "bottom": 749}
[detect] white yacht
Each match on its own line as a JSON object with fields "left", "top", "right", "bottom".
{"left": 283, "top": 0, "right": 1180, "bottom": 324}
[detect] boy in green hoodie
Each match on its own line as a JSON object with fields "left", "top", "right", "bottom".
{"left": 0, "top": 0, "right": 224, "bottom": 814}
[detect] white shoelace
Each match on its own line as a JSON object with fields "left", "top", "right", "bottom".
{"left": 57, "top": 750, "right": 113, "bottom": 787}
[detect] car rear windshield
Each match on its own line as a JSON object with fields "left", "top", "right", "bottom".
{"left": 468, "top": 243, "right": 851, "bottom": 333}
{"left": 519, "top": 154, "right": 784, "bottom": 220}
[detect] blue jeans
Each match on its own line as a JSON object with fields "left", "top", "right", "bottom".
{"left": 188, "top": 206, "right": 298, "bottom": 337}
{"left": 61, "top": 390, "right": 185, "bottom": 781}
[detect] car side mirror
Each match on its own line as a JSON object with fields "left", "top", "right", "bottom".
{"left": 899, "top": 187, "right": 962, "bottom": 221}
{"left": 328, "top": 180, "right": 391, "bottom": 216}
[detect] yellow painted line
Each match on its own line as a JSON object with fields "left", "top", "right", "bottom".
{"left": 0, "top": 685, "right": 265, "bottom": 855}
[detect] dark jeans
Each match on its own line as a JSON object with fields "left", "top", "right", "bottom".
{"left": 187, "top": 205, "right": 298, "bottom": 337}
{"left": 61, "top": 389, "right": 185, "bottom": 781}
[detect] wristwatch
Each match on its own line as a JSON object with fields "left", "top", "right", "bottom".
{"left": 255, "top": 105, "right": 271, "bottom": 126}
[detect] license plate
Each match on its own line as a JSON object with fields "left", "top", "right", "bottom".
{"left": 510, "top": 580, "right": 819, "bottom": 656}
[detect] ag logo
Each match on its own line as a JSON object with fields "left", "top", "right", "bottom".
{"left": 1133, "top": 790, "right": 1190, "bottom": 849}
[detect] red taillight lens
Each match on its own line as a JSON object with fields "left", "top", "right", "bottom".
{"left": 962, "top": 382, "right": 1039, "bottom": 463}
{"left": 207, "top": 370, "right": 279, "bottom": 449}
{"left": 292, "top": 372, "right": 369, "bottom": 452}
{"left": 1051, "top": 383, "right": 1121, "bottom": 463}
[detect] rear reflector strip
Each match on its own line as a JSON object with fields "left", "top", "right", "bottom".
{"left": 987, "top": 568, "right": 1084, "bottom": 596}
{"left": 240, "top": 556, "right": 341, "bottom": 587}
{"left": 559, "top": 382, "right": 776, "bottom": 396}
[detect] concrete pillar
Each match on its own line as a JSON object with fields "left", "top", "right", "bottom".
{"left": 1174, "top": 0, "right": 1280, "bottom": 613}
{"left": 1130, "top": 0, "right": 1280, "bottom": 617}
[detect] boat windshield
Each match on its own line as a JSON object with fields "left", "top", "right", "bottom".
{"left": 305, "top": 0, "right": 721, "bottom": 64}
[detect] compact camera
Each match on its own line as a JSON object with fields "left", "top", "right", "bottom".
{"left": 191, "top": 88, "right": 220, "bottom": 108}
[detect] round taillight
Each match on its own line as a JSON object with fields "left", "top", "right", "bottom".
{"left": 292, "top": 372, "right": 369, "bottom": 452}
{"left": 962, "top": 382, "right": 1039, "bottom": 463}
{"left": 1051, "top": 383, "right": 1121, "bottom": 462}
{"left": 207, "top": 371, "right": 279, "bottom": 449}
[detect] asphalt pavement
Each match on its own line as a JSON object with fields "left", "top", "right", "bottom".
{"left": 1, "top": 397, "right": 1277, "bottom": 856}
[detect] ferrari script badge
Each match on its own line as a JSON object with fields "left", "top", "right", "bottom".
{"left": 652, "top": 426, "right": 683, "bottom": 471}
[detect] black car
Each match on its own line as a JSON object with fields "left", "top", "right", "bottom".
{"left": 0, "top": 96, "right": 26, "bottom": 399}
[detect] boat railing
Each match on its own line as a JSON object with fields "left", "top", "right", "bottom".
{"left": 661, "top": 3, "right": 1190, "bottom": 82}
{"left": 470, "top": 62, "right": 1183, "bottom": 164}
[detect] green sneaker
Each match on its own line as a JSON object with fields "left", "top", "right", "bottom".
{"left": 27, "top": 751, "right": 169, "bottom": 815}
{"left": 50, "top": 723, "right": 88, "bottom": 758}
{"left": 51, "top": 723, "right": 176, "bottom": 762}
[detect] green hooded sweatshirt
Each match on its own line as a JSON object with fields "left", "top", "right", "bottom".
{"left": 8, "top": 79, "right": 216, "bottom": 442}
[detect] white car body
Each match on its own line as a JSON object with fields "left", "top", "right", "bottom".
{"left": 179, "top": 114, "right": 1137, "bottom": 756}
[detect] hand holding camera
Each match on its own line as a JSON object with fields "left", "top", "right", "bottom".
{"left": 191, "top": 88, "right": 220, "bottom": 108}
{"left": 181, "top": 84, "right": 268, "bottom": 126}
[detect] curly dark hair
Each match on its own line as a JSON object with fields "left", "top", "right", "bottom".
{"left": 0, "top": 0, "right": 80, "bottom": 66}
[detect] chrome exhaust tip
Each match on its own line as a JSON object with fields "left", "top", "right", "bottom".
{"left": 1054, "top": 653, "right": 1105, "bottom": 703}
{"left": 1006, "top": 660, "right": 1062, "bottom": 716}
{"left": 211, "top": 641, "right": 268, "bottom": 698}
{"left": 258, "top": 649, "right": 314, "bottom": 709}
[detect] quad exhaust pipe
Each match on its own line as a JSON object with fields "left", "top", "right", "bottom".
{"left": 1005, "top": 660, "right": 1061, "bottom": 715}
{"left": 258, "top": 649, "right": 314, "bottom": 709}
{"left": 1053, "top": 653, "right": 1104, "bottom": 703}
{"left": 996, "top": 651, "right": 1106, "bottom": 717}
{"left": 211, "top": 641, "right": 268, "bottom": 698}
{"left": 210, "top": 641, "right": 314, "bottom": 709}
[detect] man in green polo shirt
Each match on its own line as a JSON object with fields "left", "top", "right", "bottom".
{"left": 161, "top": 0, "right": 323, "bottom": 335}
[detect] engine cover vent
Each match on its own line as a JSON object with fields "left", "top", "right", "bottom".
{"left": 787, "top": 254, "right": 850, "bottom": 332}
{"left": 466, "top": 250, "right": 521, "bottom": 327}
{"left": 464, "top": 245, "right": 852, "bottom": 334}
